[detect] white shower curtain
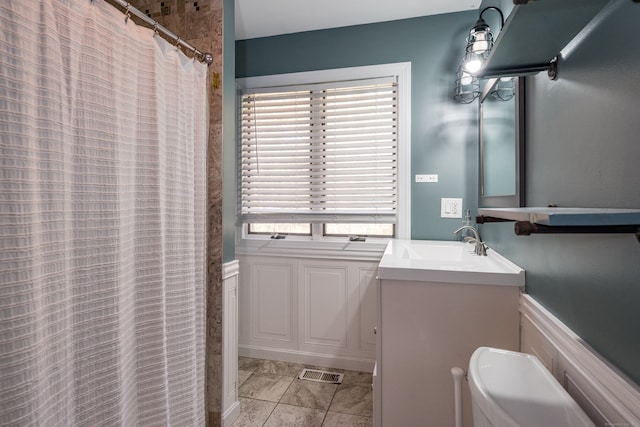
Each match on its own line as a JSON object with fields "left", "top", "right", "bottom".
{"left": 0, "top": 1, "right": 207, "bottom": 425}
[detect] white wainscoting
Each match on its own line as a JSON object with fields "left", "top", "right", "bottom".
{"left": 520, "top": 294, "right": 640, "bottom": 427}
{"left": 222, "top": 260, "right": 240, "bottom": 427}
{"left": 238, "top": 255, "right": 378, "bottom": 372}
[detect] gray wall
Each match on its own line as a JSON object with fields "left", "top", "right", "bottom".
{"left": 236, "top": 11, "right": 481, "bottom": 240}
{"left": 234, "top": 2, "right": 640, "bottom": 385}
{"left": 482, "top": 1, "right": 640, "bottom": 384}
{"left": 222, "top": 0, "right": 236, "bottom": 262}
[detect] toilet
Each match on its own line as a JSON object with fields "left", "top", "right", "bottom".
{"left": 468, "top": 347, "right": 596, "bottom": 427}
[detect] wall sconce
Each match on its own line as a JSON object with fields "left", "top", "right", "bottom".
{"left": 454, "top": 65, "right": 481, "bottom": 103}
{"left": 490, "top": 76, "right": 515, "bottom": 101}
{"left": 461, "top": 7, "right": 504, "bottom": 75}
{"left": 455, "top": 6, "right": 505, "bottom": 104}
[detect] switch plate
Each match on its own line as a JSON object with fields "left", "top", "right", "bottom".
{"left": 441, "top": 198, "right": 463, "bottom": 218}
{"left": 415, "top": 174, "right": 438, "bottom": 183}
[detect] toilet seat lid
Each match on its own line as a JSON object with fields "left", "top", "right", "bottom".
{"left": 468, "top": 347, "right": 595, "bottom": 427}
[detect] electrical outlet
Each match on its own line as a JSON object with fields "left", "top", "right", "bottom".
{"left": 415, "top": 174, "right": 438, "bottom": 183}
{"left": 441, "top": 198, "right": 463, "bottom": 218}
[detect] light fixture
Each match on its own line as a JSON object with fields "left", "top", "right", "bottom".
{"left": 490, "top": 76, "right": 515, "bottom": 101}
{"left": 454, "top": 64, "right": 480, "bottom": 104}
{"left": 461, "top": 7, "right": 504, "bottom": 75}
{"left": 455, "top": 6, "right": 505, "bottom": 104}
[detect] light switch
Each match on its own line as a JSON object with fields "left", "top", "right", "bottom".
{"left": 441, "top": 198, "right": 463, "bottom": 218}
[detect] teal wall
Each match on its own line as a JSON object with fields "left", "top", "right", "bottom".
{"left": 482, "top": 1, "right": 640, "bottom": 385}
{"left": 233, "top": 2, "right": 640, "bottom": 385}
{"left": 222, "top": 0, "right": 236, "bottom": 262}
{"left": 236, "top": 11, "right": 481, "bottom": 241}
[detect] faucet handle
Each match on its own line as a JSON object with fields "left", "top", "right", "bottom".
{"left": 463, "top": 236, "right": 488, "bottom": 256}
{"left": 475, "top": 242, "right": 488, "bottom": 256}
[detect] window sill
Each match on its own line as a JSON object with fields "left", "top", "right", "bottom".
{"left": 235, "top": 237, "right": 388, "bottom": 262}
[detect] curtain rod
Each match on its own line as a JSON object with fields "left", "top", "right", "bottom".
{"left": 100, "top": 0, "right": 213, "bottom": 65}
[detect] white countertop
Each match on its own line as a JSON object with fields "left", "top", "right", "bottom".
{"left": 377, "top": 239, "right": 524, "bottom": 286}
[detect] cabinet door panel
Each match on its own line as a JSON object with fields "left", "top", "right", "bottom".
{"left": 300, "top": 264, "right": 348, "bottom": 349}
{"left": 357, "top": 267, "right": 377, "bottom": 352}
{"left": 253, "top": 262, "right": 296, "bottom": 343}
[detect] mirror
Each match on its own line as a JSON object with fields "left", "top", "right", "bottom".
{"left": 479, "top": 76, "right": 525, "bottom": 207}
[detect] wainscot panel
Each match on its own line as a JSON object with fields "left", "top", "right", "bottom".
{"left": 238, "top": 255, "right": 377, "bottom": 372}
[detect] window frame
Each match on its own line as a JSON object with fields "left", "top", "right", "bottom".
{"left": 235, "top": 63, "right": 411, "bottom": 259}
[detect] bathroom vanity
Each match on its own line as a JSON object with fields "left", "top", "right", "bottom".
{"left": 374, "top": 240, "right": 525, "bottom": 427}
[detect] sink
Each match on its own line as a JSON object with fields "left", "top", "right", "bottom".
{"left": 400, "top": 243, "right": 465, "bottom": 261}
{"left": 377, "top": 239, "right": 524, "bottom": 286}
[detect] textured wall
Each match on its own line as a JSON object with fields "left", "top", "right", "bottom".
{"left": 126, "top": 0, "right": 225, "bottom": 424}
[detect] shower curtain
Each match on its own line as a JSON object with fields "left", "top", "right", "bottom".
{"left": 1, "top": 1, "right": 207, "bottom": 425}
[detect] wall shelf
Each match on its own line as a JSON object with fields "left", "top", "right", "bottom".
{"left": 478, "top": 0, "right": 611, "bottom": 78}
{"left": 477, "top": 208, "right": 640, "bottom": 242}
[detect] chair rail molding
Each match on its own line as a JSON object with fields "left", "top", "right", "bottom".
{"left": 520, "top": 294, "right": 640, "bottom": 426}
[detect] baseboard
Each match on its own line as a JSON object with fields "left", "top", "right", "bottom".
{"left": 520, "top": 294, "right": 640, "bottom": 426}
{"left": 221, "top": 400, "right": 240, "bottom": 427}
{"left": 239, "top": 344, "right": 375, "bottom": 373}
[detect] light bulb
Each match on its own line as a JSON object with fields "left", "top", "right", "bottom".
{"left": 472, "top": 39, "right": 489, "bottom": 53}
{"left": 464, "top": 60, "right": 482, "bottom": 74}
{"left": 460, "top": 73, "right": 473, "bottom": 86}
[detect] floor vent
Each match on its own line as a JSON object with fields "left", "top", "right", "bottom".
{"left": 298, "top": 368, "right": 344, "bottom": 384}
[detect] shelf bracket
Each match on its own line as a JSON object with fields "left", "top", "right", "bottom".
{"left": 476, "top": 215, "right": 512, "bottom": 224}
{"left": 547, "top": 56, "right": 558, "bottom": 80}
{"left": 479, "top": 56, "right": 558, "bottom": 80}
{"left": 476, "top": 216, "right": 640, "bottom": 243}
{"left": 513, "top": 222, "right": 640, "bottom": 236}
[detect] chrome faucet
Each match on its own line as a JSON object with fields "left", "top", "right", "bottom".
{"left": 453, "top": 225, "right": 488, "bottom": 256}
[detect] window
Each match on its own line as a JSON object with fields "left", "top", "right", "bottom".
{"left": 237, "top": 64, "right": 410, "bottom": 246}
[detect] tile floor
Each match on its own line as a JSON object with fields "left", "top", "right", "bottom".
{"left": 231, "top": 357, "right": 373, "bottom": 427}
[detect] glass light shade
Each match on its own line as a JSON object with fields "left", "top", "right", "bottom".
{"left": 462, "top": 18, "right": 494, "bottom": 75}
{"left": 460, "top": 73, "right": 474, "bottom": 86}
{"left": 472, "top": 34, "right": 489, "bottom": 53}
{"left": 454, "top": 65, "right": 480, "bottom": 104}
{"left": 490, "top": 76, "right": 516, "bottom": 101}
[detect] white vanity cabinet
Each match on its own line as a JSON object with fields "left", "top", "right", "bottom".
{"left": 374, "top": 240, "right": 524, "bottom": 427}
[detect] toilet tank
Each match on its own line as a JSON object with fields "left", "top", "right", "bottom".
{"left": 468, "top": 347, "right": 595, "bottom": 427}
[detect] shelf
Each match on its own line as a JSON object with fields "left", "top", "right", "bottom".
{"left": 477, "top": 208, "right": 640, "bottom": 242}
{"left": 479, "top": 0, "right": 611, "bottom": 78}
{"left": 477, "top": 207, "right": 640, "bottom": 226}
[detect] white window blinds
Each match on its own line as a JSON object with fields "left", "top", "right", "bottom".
{"left": 239, "top": 77, "right": 398, "bottom": 224}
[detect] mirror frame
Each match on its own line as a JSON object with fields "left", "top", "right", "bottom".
{"left": 478, "top": 76, "right": 525, "bottom": 208}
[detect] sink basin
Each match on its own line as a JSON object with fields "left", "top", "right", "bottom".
{"left": 400, "top": 243, "right": 466, "bottom": 261}
{"left": 378, "top": 239, "right": 524, "bottom": 286}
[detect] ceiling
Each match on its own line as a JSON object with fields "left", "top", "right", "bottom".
{"left": 235, "top": 0, "right": 481, "bottom": 40}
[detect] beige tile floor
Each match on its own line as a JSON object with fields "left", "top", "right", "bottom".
{"left": 231, "top": 357, "right": 373, "bottom": 427}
